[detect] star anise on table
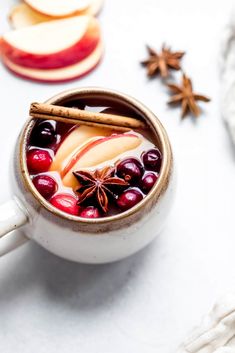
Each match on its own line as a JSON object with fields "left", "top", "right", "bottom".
{"left": 141, "top": 44, "right": 185, "bottom": 78}
{"left": 73, "top": 166, "right": 129, "bottom": 213}
{"left": 167, "top": 73, "right": 211, "bottom": 118}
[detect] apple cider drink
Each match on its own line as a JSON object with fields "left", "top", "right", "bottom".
{"left": 26, "top": 100, "right": 162, "bottom": 218}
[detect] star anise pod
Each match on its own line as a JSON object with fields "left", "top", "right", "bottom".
{"left": 141, "top": 44, "right": 185, "bottom": 78}
{"left": 73, "top": 166, "right": 129, "bottom": 213}
{"left": 167, "top": 73, "right": 211, "bottom": 118}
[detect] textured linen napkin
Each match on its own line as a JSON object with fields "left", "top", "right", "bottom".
{"left": 221, "top": 11, "right": 235, "bottom": 146}
{"left": 177, "top": 292, "right": 235, "bottom": 352}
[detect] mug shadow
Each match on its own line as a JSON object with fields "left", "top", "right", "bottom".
{"left": 0, "top": 237, "right": 156, "bottom": 313}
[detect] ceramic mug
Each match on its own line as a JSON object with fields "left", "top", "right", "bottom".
{"left": 0, "top": 87, "right": 175, "bottom": 264}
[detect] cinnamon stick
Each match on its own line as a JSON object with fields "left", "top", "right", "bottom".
{"left": 30, "top": 102, "right": 146, "bottom": 130}
{"left": 31, "top": 113, "right": 131, "bottom": 132}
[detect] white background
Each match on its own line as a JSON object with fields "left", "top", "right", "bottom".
{"left": 0, "top": 0, "right": 235, "bottom": 352}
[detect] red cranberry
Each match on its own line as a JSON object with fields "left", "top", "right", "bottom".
{"left": 31, "top": 121, "right": 56, "bottom": 147}
{"left": 50, "top": 193, "right": 79, "bottom": 215}
{"left": 33, "top": 175, "right": 57, "bottom": 199}
{"left": 116, "top": 158, "right": 143, "bottom": 185}
{"left": 79, "top": 206, "right": 101, "bottom": 218}
{"left": 27, "top": 149, "right": 52, "bottom": 174}
{"left": 142, "top": 148, "right": 162, "bottom": 173}
{"left": 141, "top": 172, "right": 158, "bottom": 193}
{"left": 117, "top": 189, "right": 143, "bottom": 211}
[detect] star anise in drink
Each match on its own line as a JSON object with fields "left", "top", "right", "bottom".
{"left": 73, "top": 166, "right": 129, "bottom": 213}
{"left": 141, "top": 44, "right": 185, "bottom": 78}
{"left": 167, "top": 73, "right": 211, "bottom": 118}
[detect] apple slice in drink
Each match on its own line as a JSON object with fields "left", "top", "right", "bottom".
{"left": 1, "top": 41, "right": 103, "bottom": 83}
{"left": 1, "top": 15, "right": 100, "bottom": 69}
{"left": 62, "top": 133, "right": 142, "bottom": 188}
{"left": 8, "top": 0, "right": 104, "bottom": 29}
{"left": 50, "top": 125, "right": 112, "bottom": 172}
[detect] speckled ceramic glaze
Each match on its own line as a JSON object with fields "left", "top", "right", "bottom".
{"left": 0, "top": 87, "right": 175, "bottom": 263}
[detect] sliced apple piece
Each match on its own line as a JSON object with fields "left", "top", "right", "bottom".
{"left": 62, "top": 134, "right": 142, "bottom": 188}
{"left": 1, "top": 15, "right": 100, "bottom": 69}
{"left": 9, "top": 3, "right": 51, "bottom": 29}
{"left": 9, "top": 0, "right": 104, "bottom": 30}
{"left": 1, "top": 41, "right": 103, "bottom": 83}
{"left": 50, "top": 125, "right": 112, "bottom": 172}
{"left": 87, "top": 0, "right": 104, "bottom": 16}
{"left": 24, "top": 0, "right": 90, "bottom": 18}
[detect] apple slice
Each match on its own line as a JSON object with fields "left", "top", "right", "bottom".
{"left": 1, "top": 41, "right": 103, "bottom": 83}
{"left": 24, "top": 0, "right": 90, "bottom": 18}
{"left": 50, "top": 125, "right": 112, "bottom": 172}
{"left": 9, "top": 3, "right": 51, "bottom": 29}
{"left": 8, "top": 1, "right": 104, "bottom": 29}
{"left": 62, "top": 134, "right": 142, "bottom": 188}
{"left": 1, "top": 15, "right": 100, "bottom": 69}
{"left": 87, "top": 0, "right": 104, "bottom": 16}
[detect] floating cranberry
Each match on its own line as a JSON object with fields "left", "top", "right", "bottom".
{"left": 142, "top": 148, "right": 162, "bottom": 173}
{"left": 79, "top": 206, "right": 101, "bottom": 218}
{"left": 27, "top": 149, "right": 52, "bottom": 174}
{"left": 50, "top": 193, "right": 79, "bottom": 215}
{"left": 116, "top": 158, "right": 143, "bottom": 185}
{"left": 31, "top": 121, "right": 56, "bottom": 147}
{"left": 117, "top": 189, "right": 143, "bottom": 211}
{"left": 141, "top": 172, "right": 158, "bottom": 193}
{"left": 33, "top": 175, "right": 57, "bottom": 199}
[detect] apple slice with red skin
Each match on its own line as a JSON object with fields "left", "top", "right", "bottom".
{"left": 24, "top": 0, "right": 90, "bottom": 18}
{"left": 8, "top": 0, "right": 104, "bottom": 29}
{"left": 1, "top": 15, "right": 100, "bottom": 69}
{"left": 1, "top": 41, "right": 103, "bottom": 83}
{"left": 50, "top": 125, "right": 112, "bottom": 173}
{"left": 62, "top": 133, "right": 142, "bottom": 188}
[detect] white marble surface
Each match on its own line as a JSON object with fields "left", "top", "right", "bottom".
{"left": 0, "top": 0, "right": 235, "bottom": 352}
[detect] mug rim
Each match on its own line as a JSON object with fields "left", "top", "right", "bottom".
{"left": 19, "top": 87, "right": 173, "bottom": 225}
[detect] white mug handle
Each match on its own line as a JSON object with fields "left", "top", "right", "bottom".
{"left": 0, "top": 198, "right": 29, "bottom": 256}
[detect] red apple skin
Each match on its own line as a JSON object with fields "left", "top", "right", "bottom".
{"left": 0, "top": 18, "right": 100, "bottom": 69}
{"left": 1, "top": 50, "right": 103, "bottom": 84}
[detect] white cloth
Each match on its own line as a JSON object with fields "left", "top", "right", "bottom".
{"left": 221, "top": 10, "right": 235, "bottom": 146}
{"left": 177, "top": 292, "right": 235, "bottom": 353}
{"left": 175, "top": 13, "right": 235, "bottom": 353}
{"left": 176, "top": 16, "right": 235, "bottom": 352}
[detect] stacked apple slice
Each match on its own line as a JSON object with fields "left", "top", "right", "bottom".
{"left": 50, "top": 126, "right": 143, "bottom": 189}
{"left": 0, "top": 0, "right": 104, "bottom": 82}
{"left": 9, "top": 0, "right": 104, "bottom": 29}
